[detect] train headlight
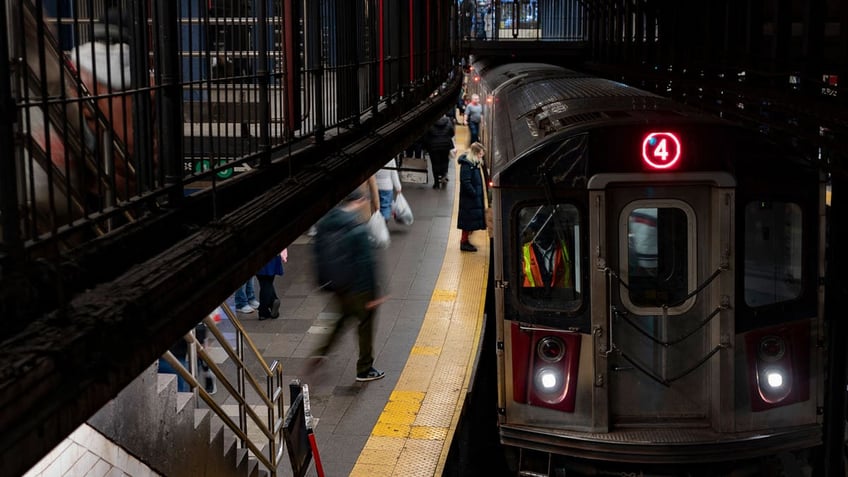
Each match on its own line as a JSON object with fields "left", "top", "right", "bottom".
{"left": 757, "top": 364, "right": 791, "bottom": 403}
{"left": 534, "top": 367, "right": 563, "bottom": 393}
{"left": 511, "top": 324, "right": 581, "bottom": 412}
{"left": 746, "top": 326, "right": 809, "bottom": 411}
{"left": 764, "top": 368, "right": 784, "bottom": 389}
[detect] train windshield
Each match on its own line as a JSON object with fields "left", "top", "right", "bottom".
{"left": 744, "top": 201, "right": 803, "bottom": 307}
{"left": 518, "top": 204, "right": 581, "bottom": 308}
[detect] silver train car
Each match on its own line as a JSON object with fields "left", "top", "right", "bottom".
{"left": 474, "top": 62, "right": 825, "bottom": 475}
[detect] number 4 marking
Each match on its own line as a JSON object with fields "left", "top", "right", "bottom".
{"left": 642, "top": 132, "right": 682, "bottom": 170}
{"left": 654, "top": 138, "right": 669, "bottom": 161}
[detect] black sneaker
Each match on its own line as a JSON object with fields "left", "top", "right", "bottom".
{"left": 356, "top": 367, "right": 385, "bottom": 382}
{"left": 460, "top": 241, "right": 477, "bottom": 252}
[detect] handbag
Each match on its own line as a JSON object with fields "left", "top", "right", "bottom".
{"left": 392, "top": 193, "right": 414, "bottom": 225}
{"left": 367, "top": 211, "right": 391, "bottom": 248}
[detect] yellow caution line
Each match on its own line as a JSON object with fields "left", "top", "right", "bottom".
{"left": 351, "top": 127, "right": 489, "bottom": 476}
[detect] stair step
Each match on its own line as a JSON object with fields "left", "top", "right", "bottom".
{"left": 175, "top": 391, "right": 194, "bottom": 414}
{"left": 194, "top": 408, "right": 210, "bottom": 430}
{"left": 157, "top": 373, "right": 177, "bottom": 394}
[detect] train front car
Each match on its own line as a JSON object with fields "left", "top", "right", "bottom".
{"left": 479, "top": 62, "right": 824, "bottom": 476}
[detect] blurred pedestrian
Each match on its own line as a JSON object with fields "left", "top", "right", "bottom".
{"left": 311, "top": 189, "right": 387, "bottom": 382}
{"left": 425, "top": 114, "right": 456, "bottom": 189}
{"left": 457, "top": 142, "right": 487, "bottom": 252}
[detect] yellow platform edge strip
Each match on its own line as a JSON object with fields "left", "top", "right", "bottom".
{"left": 350, "top": 127, "right": 489, "bottom": 476}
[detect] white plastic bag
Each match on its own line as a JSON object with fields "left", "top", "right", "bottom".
{"left": 392, "top": 193, "right": 414, "bottom": 225}
{"left": 368, "top": 211, "right": 391, "bottom": 248}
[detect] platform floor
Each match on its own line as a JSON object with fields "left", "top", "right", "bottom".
{"left": 217, "top": 123, "right": 485, "bottom": 476}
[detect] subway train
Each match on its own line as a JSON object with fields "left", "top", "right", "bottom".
{"left": 472, "top": 62, "right": 826, "bottom": 475}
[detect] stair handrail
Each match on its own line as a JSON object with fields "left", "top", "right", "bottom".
{"left": 162, "top": 302, "right": 285, "bottom": 476}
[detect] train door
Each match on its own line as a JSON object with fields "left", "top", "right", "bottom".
{"left": 591, "top": 178, "right": 734, "bottom": 427}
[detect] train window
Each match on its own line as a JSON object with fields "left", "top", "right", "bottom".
{"left": 623, "top": 204, "right": 693, "bottom": 311}
{"left": 744, "top": 202, "right": 803, "bottom": 307}
{"left": 517, "top": 204, "right": 581, "bottom": 309}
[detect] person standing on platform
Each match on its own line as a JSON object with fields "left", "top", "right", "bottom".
{"left": 374, "top": 158, "right": 402, "bottom": 222}
{"left": 234, "top": 277, "right": 260, "bottom": 314}
{"left": 457, "top": 93, "right": 469, "bottom": 124}
{"left": 256, "top": 249, "right": 286, "bottom": 320}
{"left": 457, "top": 142, "right": 487, "bottom": 252}
{"left": 312, "top": 189, "right": 387, "bottom": 382}
{"left": 460, "top": 0, "right": 475, "bottom": 40}
{"left": 464, "top": 94, "right": 483, "bottom": 145}
{"left": 425, "top": 114, "right": 456, "bottom": 189}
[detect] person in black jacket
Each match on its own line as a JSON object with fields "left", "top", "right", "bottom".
{"left": 457, "top": 142, "right": 487, "bottom": 252}
{"left": 460, "top": 0, "right": 475, "bottom": 39}
{"left": 424, "top": 114, "right": 456, "bottom": 189}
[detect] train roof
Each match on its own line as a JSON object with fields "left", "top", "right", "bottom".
{"left": 475, "top": 62, "right": 721, "bottom": 173}
{"left": 474, "top": 62, "right": 818, "bottom": 184}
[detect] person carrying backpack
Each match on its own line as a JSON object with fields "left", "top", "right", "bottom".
{"left": 311, "top": 188, "right": 387, "bottom": 382}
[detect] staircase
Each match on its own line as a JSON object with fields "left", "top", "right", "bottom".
{"left": 23, "top": 306, "right": 286, "bottom": 477}
{"left": 23, "top": 363, "right": 268, "bottom": 477}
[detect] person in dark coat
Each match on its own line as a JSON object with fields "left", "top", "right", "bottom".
{"left": 457, "top": 142, "right": 487, "bottom": 252}
{"left": 256, "top": 250, "right": 286, "bottom": 320}
{"left": 311, "top": 189, "right": 387, "bottom": 382}
{"left": 424, "top": 114, "right": 456, "bottom": 189}
{"left": 460, "top": 0, "right": 475, "bottom": 40}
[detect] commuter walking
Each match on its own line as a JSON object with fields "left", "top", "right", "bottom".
{"left": 464, "top": 94, "right": 483, "bottom": 145}
{"left": 311, "top": 189, "right": 387, "bottom": 382}
{"left": 424, "top": 114, "right": 456, "bottom": 189}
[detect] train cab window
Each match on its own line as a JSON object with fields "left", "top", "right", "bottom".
{"left": 517, "top": 204, "right": 581, "bottom": 309}
{"left": 744, "top": 202, "right": 803, "bottom": 307}
{"left": 623, "top": 204, "right": 694, "bottom": 311}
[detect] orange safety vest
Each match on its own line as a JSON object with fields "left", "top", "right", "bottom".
{"left": 522, "top": 241, "right": 572, "bottom": 288}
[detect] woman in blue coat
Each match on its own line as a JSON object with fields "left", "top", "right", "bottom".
{"left": 457, "top": 142, "right": 487, "bottom": 252}
{"left": 256, "top": 249, "right": 286, "bottom": 320}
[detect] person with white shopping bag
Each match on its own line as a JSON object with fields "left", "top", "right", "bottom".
{"left": 392, "top": 193, "right": 414, "bottom": 225}
{"left": 374, "top": 159, "right": 402, "bottom": 223}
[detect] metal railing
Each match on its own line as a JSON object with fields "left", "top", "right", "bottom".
{"left": 1, "top": 0, "right": 454, "bottom": 254}
{"left": 162, "top": 303, "right": 285, "bottom": 475}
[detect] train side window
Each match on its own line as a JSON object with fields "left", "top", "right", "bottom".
{"left": 623, "top": 205, "right": 693, "bottom": 311}
{"left": 744, "top": 202, "right": 803, "bottom": 307}
{"left": 517, "top": 204, "right": 581, "bottom": 309}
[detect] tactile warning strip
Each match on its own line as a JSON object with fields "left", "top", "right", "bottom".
{"left": 350, "top": 128, "right": 489, "bottom": 476}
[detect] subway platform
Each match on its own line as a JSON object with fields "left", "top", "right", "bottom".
{"left": 22, "top": 121, "right": 488, "bottom": 477}
{"left": 218, "top": 124, "right": 489, "bottom": 476}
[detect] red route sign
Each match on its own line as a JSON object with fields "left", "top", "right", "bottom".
{"left": 642, "top": 132, "right": 682, "bottom": 170}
